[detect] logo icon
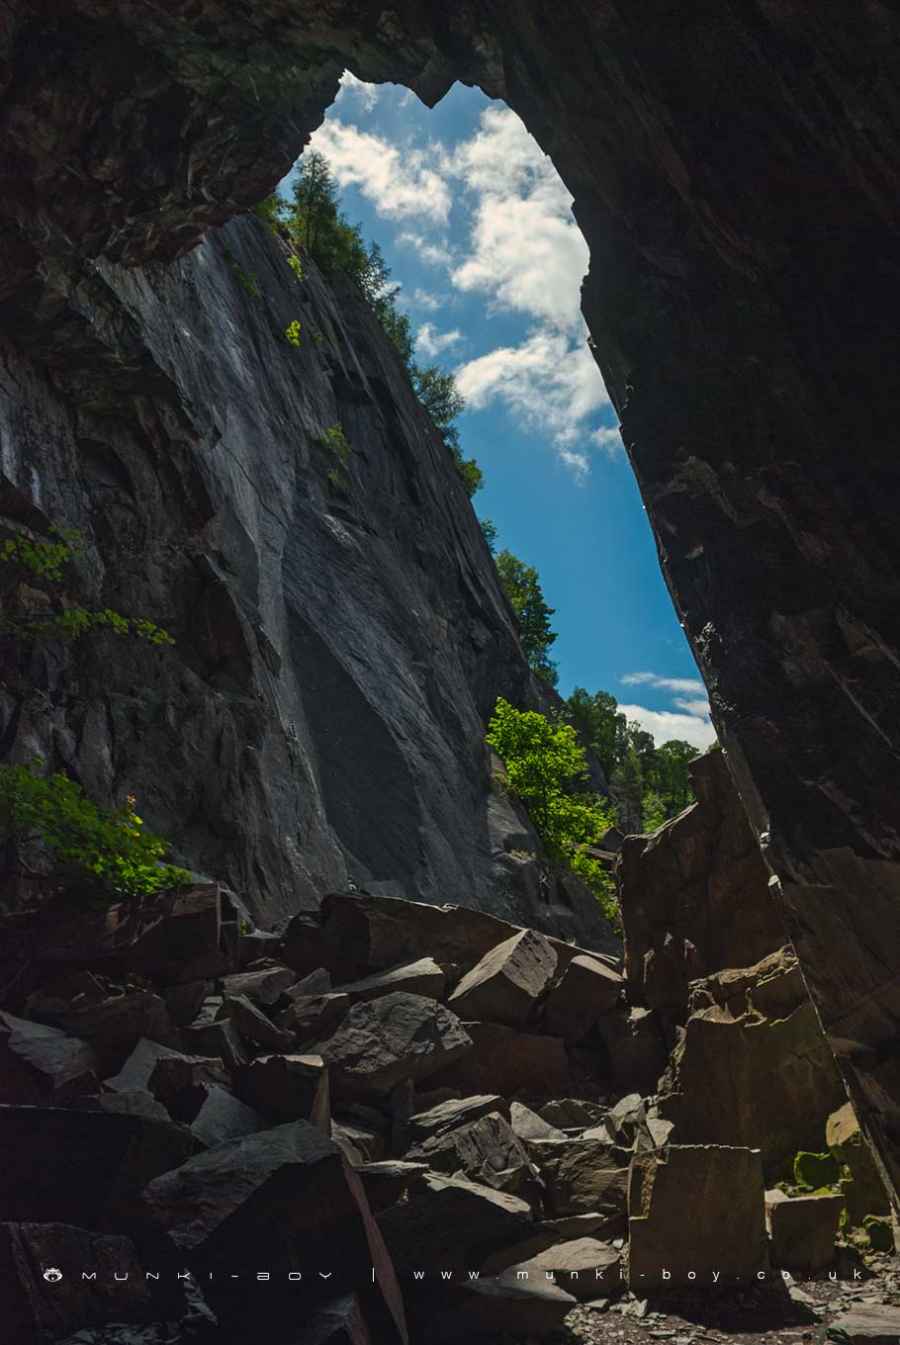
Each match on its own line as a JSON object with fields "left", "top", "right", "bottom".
{"left": 42, "top": 1268, "right": 63, "bottom": 1283}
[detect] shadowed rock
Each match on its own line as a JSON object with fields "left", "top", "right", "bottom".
{"left": 449, "top": 929, "right": 558, "bottom": 1028}
{"left": 0, "top": 1012, "right": 98, "bottom": 1104}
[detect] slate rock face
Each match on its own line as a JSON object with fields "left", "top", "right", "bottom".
{"left": 449, "top": 929, "right": 558, "bottom": 1028}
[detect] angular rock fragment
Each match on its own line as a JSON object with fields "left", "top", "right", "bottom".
{"left": 594, "top": 1006, "right": 668, "bottom": 1095}
{"left": 538, "top": 1097, "right": 608, "bottom": 1130}
{"left": 826, "top": 1305, "right": 900, "bottom": 1345}
{"left": 0, "top": 1011, "right": 98, "bottom": 1104}
{"left": 765, "top": 1188, "right": 842, "bottom": 1272}
{"left": 407, "top": 1110, "right": 541, "bottom": 1202}
{"left": 219, "top": 992, "right": 295, "bottom": 1052}
{"left": 295, "top": 1292, "right": 373, "bottom": 1345}
{"left": 507, "top": 1236, "right": 622, "bottom": 1300}
{"left": 543, "top": 955, "right": 623, "bottom": 1039}
{"left": 310, "top": 992, "right": 471, "bottom": 1101}
{"left": 428, "top": 1021, "right": 568, "bottom": 1099}
{"left": 827, "top": 1101, "right": 891, "bottom": 1225}
{"left": 449, "top": 929, "right": 557, "bottom": 1028}
{"left": 190, "top": 1084, "right": 265, "bottom": 1148}
{"left": 336, "top": 957, "right": 446, "bottom": 1006}
{"left": 147, "top": 1052, "right": 230, "bottom": 1122}
{"left": 430, "top": 1269, "right": 578, "bottom": 1341}
{"left": 221, "top": 964, "right": 296, "bottom": 1006}
{"left": 162, "top": 978, "right": 211, "bottom": 1026}
{"left": 240, "top": 1053, "right": 330, "bottom": 1131}
{"left": 332, "top": 1119, "right": 386, "bottom": 1165}
{"left": 104, "top": 1037, "right": 186, "bottom": 1092}
{"left": 277, "top": 992, "right": 350, "bottom": 1043}
{"left": 377, "top": 1173, "right": 533, "bottom": 1273}
{"left": 510, "top": 1100, "right": 567, "bottom": 1145}
{"left": 628, "top": 1144, "right": 768, "bottom": 1288}
{"left": 278, "top": 912, "right": 330, "bottom": 979}
{"left": 181, "top": 1016, "right": 249, "bottom": 1072}
{"left": 87, "top": 1088, "right": 172, "bottom": 1123}
{"left": 124, "top": 883, "right": 230, "bottom": 982}
{"left": 407, "top": 1093, "right": 508, "bottom": 1143}
{"left": 533, "top": 1135, "right": 631, "bottom": 1218}
{"left": 286, "top": 967, "right": 333, "bottom": 997}
{"left": 357, "top": 1160, "right": 429, "bottom": 1212}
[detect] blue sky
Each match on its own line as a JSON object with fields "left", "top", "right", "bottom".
{"left": 283, "top": 75, "right": 715, "bottom": 750}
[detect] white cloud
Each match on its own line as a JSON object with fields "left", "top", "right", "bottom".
{"left": 307, "top": 120, "right": 451, "bottom": 223}
{"left": 591, "top": 425, "right": 623, "bottom": 458}
{"left": 397, "top": 232, "right": 453, "bottom": 266}
{"left": 621, "top": 672, "right": 706, "bottom": 695}
{"left": 447, "top": 107, "right": 588, "bottom": 330}
{"left": 618, "top": 704, "right": 717, "bottom": 752}
{"left": 416, "top": 322, "right": 462, "bottom": 359}
{"left": 673, "top": 696, "right": 713, "bottom": 719}
{"left": 335, "top": 71, "right": 380, "bottom": 112}
{"left": 455, "top": 328, "right": 610, "bottom": 473}
{"left": 410, "top": 288, "right": 442, "bottom": 310}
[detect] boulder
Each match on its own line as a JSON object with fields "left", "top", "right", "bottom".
{"left": 532, "top": 1135, "right": 631, "bottom": 1218}
{"left": 510, "top": 1100, "right": 567, "bottom": 1145}
{"left": 286, "top": 968, "right": 333, "bottom": 997}
{"left": 278, "top": 913, "right": 330, "bottom": 979}
{"left": 377, "top": 1173, "right": 534, "bottom": 1274}
{"left": 448, "top": 929, "right": 558, "bottom": 1028}
{"left": 606, "top": 1094, "right": 652, "bottom": 1150}
{"left": 543, "top": 955, "right": 623, "bottom": 1039}
{"left": 181, "top": 1016, "right": 249, "bottom": 1073}
{"left": 0, "top": 1220, "right": 183, "bottom": 1344}
{"left": 407, "top": 1093, "right": 508, "bottom": 1143}
{"left": 357, "top": 1160, "right": 429, "bottom": 1212}
{"left": 221, "top": 964, "right": 296, "bottom": 1006}
{"left": 429, "top": 1270, "right": 577, "bottom": 1341}
{"left": 147, "top": 1052, "right": 231, "bottom": 1122}
{"left": 190, "top": 1084, "right": 266, "bottom": 1148}
{"left": 295, "top": 1293, "right": 373, "bottom": 1345}
{"left": 335, "top": 958, "right": 446, "bottom": 1006}
{"left": 406, "top": 1111, "right": 541, "bottom": 1203}
{"left": 85, "top": 1089, "right": 173, "bottom": 1123}
{"left": 26, "top": 989, "right": 176, "bottom": 1072}
{"left": 104, "top": 1037, "right": 187, "bottom": 1092}
{"left": 277, "top": 992, "right": 351, "bottom": 1044}
{"left": 428, "top": 1022, "right": 569, "bottom": 1099}
{"left": 594, "top": 1006, "right": 668, "bottom": 1095}
{"left": 0, "top": 1104, "right": 196, "bottom": 1225}
{"left": 219, "top": 992, "right": 295, "bottom": 1052}
{"left": 628, "top": 1144, "right": 768, "bottom": 1288}
{"left": 825, "top": 1306, "right": 900, "bottom": 1345}
{"left": 309, "top": 992, "right": 472, "bottom": 1101}
{"left": 506, "top": 1237, "right": 622, "bottom": 1301}
{"left": 765, "top": 1189, "right": 843, "bottom": 1271}
{"left": 333, "top": 1119, "right": 386, "bottom": 1165}
{"left": 0, "top": 1011, "right": 98, "bottom": 1104}
{"left": 827, "top": 1101, "right": 891, "bottom": 1224}
{"left": 123, "top": 883, "right": 230, "bottom": 983}
{"left": 162, "top": 978, "right": 211, "bottom": 1026}
{"left": 239, "top": 1054, "right": 330, "bottom": 1131}
{"left": 538, "top": 1098, "right": 608, "bottom": 1130}
{"left": 657, "top": 997, "right": 845, "bottom": 1179}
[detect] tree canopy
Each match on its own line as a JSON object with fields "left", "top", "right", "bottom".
{"left": 495, "top": 550, "right": 558, "bottom": 687}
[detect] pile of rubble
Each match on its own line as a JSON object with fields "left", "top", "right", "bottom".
{"left": 0, "top": 751, "right": 895, "bottom": 1344}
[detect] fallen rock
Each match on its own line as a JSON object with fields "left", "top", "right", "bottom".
{"left": 606, "top": 1094, "right": 652, "bottom": 1150}
{"left": 377, "top": 1173, "right": 534, "bottom": 1273}
{"left": 336, "top": 957, "right": 446, "bottom": 1006}
{"left": 533, "top": 1135, "right": 631, "bottom": 1218}
{"left": 162, "top": 978, "right": 211, "bottom": 1026}
{"left": 221, "top": 964, "right": 296, "bottom": 1006}
{"left": 104, "top": 1037, "right": 186, "bottom": 1093}
{"left": 824, "top": 1305, "right": 900, "bottom": 1344}
{"left": 827, "top": 1101, "right": 891, "bottom": 1225}
{"left": 295, "top": 1292, "right": 373, "bottom": 1345}
{"left": 407, "top": 1110, "right": 541, "bottom": 1202}
{"left": 86, "top": 1089, "right": 172, "bottom": 1123}
{"left": 510, "top": 1100, "right": 567, "bottom": 1145}
{"left": 333, "top": 1119, "right": 386, "bottom": 1165}
{"left": 0, "top": 1220, "right": 182, "bottom": 1343}
{"left": 277, "top": 992, "right": 351, "bottom": 1044}
{"left": 239, "top": 1053, "right": 330, "bottom": 1131}
{"left": 0, "top": 1104, "right": 196, "bottom": 1224}
{"left": 147, "top": 1052, "right": 231, "bottom": 1122}
{"left": 357, "top": 1160, "right": 429, "bottom": 1212}
{"left": 181, "top": 1016, "right": 249, "bottom": 1073}
{"left": 449, "top": 929, "right": 558, "bottom": 1028}
{"left": 765, "top": 1188, "right": 842, "bottom": 1272}
{"left": 507, "top": 1237, "right": 622, "bottom": 1301}
{"left": 407, "top": 1093, "right": 508, "bottom": 1143}
{"left": 310, "top": 992, "right": 472, "bottom": 1101}
{"left": 539, "top": 1098, "right": 608, "bottom": 1130}
{"left": 278, "top": 912, "right": 330, "bottom": 979}
{"left": 430, "top": 1269, "right": 578, "bottom": 1341}
{"left": 27, "top": 988, "right": 176, "bottom": 1071}
{"left": 123, "top": 883, "right": 231, "bottom": 983}
{"left": 0, "top": 1011, "right": 98, "bottom": 1104}
{"left": 594, "top": 1006, "right": 668, "bottom": 1095}
{"left": 286, "top": 967, "right": 333, "bottom": 997}
{"left": 190, "top": 1084, "right": 266, "bottom": 1147}
{"left": 428, "top": 1021, "right": 569, "bottom": 1099}
{"left": 628, "top": 1144, "right": 768, "bottom": 1288}
{"left": 219, "top": 992, "right": 295, "bottom": 1052}
{"left": 543, "top": 955, "right": 623, "bottom": 1040}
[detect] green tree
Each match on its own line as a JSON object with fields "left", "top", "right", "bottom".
{"left": 652, "top": 739, "right": 699, "bottom": 815}
{"left": 565, "top": 687, "right": 628, "bottom": 779}
{"left": 486, "top": 697, "right": 617, "bottom": 922}
{"left": 495, "top": 551, "right": 558, "bottom": 686}
{"left": 611, "top": 742, "right": 644, "bottom": 834}
{"left": 480, "top": 519, "right": 498, "bottom": 553}
{"left": 640, "top": 789, "right": 669, "bottom": 834}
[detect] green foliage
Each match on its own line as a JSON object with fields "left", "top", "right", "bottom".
{"left": 223, "top": 246, "right": 261, "bottom": 299}
{"left": 480, "top": 519, "right": 498, "bottom": 553}
{"left": 317, "top": 424, "right": 352, "bottom": 489}
{"left": 486, "top": 697, "right": 618, "bottom": 923}
{"left": 0, "top": 762, "right": 191, "bottom": 900}
{"left": 284, "top": 319, "right": 302, "bottom": 347}
{"left": 287, "top": 253, "right": 304, "bottom": 281}
{"left": 641, "top": 790, "right": 669, "bottom": 834}
{"left": 793, "top": 1150, "right": 840, "bottom": 1190}
{"left": 495, "top": 551, "right": 558, "bottom": 687}
{"left": 253, "top": 194, "right": 287, "bottom": 231}
{"left": 0, "top": 528, "right": 174, "bottom": 648}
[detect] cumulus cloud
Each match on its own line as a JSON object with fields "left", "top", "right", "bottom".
{"left": 416, "top": 322, "right": 463, "bottom": 358}
{"left": 410, "top": 288, "right": 443, "bottom": 310}
{"left": 397, "top": 232, "right": 454, "bottom": 266}
{"left": 621, "top": 672, "right": 706, "bottom": 695}
{"left": 591, "top": 425, "right": 624, "bottom": 458}
{"left": 335, "top": 71, "right": 380, "bottom": 111}
{"left": 307, "top": 120, "right": 451, "bottom": 223}
{"left": 455, "top": 328, "right": 609, "bottom": 468}
{"left": 617, "top": 704, "right": 717, "bottom": 752}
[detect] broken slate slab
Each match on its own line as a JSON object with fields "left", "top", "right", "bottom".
{"left": 239, "top": 1053, "right": 330, "bottom": 1132}
{"left": 407, "top": 1093, "right": 508, "bottom": 1142}
{"left": 765, "top": 1188, "right": 843, "bottom": 1272}
{"left": 190, "top": 1084, "right": 266, "bottom": 1148}
{"left": 220, "top": 964, "right": 296, "bottom": 1006}
{"left": 543, "top": 955, "right": 623, "bottom": 1039}
{"left": 449, "top": 929, "right": 558, "bottom": 1028}
{"left": 218, "top": 992, "right": 295, "bottom": 1052}
{"left": 0, "top": 1011, "right": 98, "bottom": 1104}
{"left": 335, "top": 957, "right": 446, "bottom": 1006}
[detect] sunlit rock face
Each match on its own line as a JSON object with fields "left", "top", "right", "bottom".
{"left": 1, "top": 2, "right": 899, "bottom": 1202}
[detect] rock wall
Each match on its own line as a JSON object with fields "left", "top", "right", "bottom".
{"left": 0, "top": 210, "right": 616, "bottom": 950}
{"left": 0, "top": 2, "right": 898, "bottom": 1203}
